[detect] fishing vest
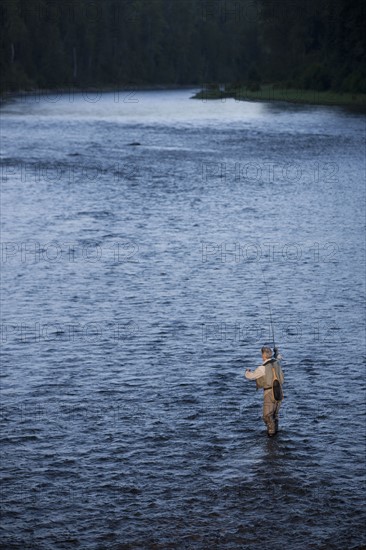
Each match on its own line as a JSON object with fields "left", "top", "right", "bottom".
{"left": 256, "top": 359, "right": 283, "bottom": 390}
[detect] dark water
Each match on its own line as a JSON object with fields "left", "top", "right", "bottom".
{"left": 1, "top": 90, "right": 365, "bottom": 549}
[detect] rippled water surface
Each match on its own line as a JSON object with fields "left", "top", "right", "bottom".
{"left": 1, "top": 90, "right": 365, "bottom": 549}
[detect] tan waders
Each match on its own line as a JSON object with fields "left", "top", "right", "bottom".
{"left": 263, "top": 388, "right": 281, "bottom": 436}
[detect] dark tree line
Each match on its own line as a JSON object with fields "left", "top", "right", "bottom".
{"left": 0, "top": 0, "right": 365, "bottom": 93}
{"left": 259, "top": 0, "right": 366, "bottom": 92}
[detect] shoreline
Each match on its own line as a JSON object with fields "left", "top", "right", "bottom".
{"left": 2, "top": 83, "right": 365, "bottom": 110}
{"left": 0, "top": 84, "right": 200, "bottom": 105}
{"left": 191, "top": 85, "right": 366, "bottom": 109}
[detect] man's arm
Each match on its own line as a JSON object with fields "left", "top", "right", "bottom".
{"left": 274, "top": 347, "right": 283, "bottom": 360}
{"left": 245, "top": 364, "right": 265, "bottom": 380}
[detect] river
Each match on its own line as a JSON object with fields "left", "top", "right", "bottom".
{"left": 1, "top": 89, "right": 365, "bottom": 549}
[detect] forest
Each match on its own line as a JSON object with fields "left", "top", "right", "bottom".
{"left": 0, "top": 0, "right": 365, "bottom": 94}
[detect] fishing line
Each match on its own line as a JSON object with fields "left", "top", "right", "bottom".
{"left": 260, "top": 262, "right": 275, "bottom": 349}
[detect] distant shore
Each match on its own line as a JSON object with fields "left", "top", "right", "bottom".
{"left": 2, "top": 84, "right": 365, "bottom": 110}
{"left": 192, "top": 84, "right": 366, "bottom": 108}
{"left": 0, "top": 84, "right": 199, "bottom": 105}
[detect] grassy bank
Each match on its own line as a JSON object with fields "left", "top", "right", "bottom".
{"left": 2, "top": 83, "right": 365, "bottom": 109}
{"left": 192, "top": 84, "right": 366, "bottom": 108}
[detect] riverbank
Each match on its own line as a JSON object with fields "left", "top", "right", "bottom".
{"left": 0, "top": 84, "right": 198, "bottom": 106}
{"left": 192, "top": 84, "right": 366, "bottom": 108}
{"left": 3, "top": 83, "right": 365, "bottom": 110}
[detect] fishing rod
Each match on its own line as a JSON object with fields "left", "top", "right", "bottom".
{"left": 260, "top": 262, "right": 276, "bottom": 349}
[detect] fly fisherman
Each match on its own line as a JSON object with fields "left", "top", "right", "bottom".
{"left": 245, "top": 346, "right": 284, "bottom": 437}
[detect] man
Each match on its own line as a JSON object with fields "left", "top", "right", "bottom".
{"left": 245, "top": 346, "right": 284, "bottom": 437}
